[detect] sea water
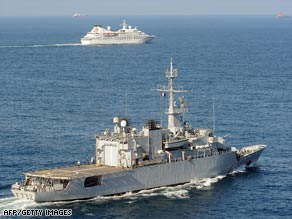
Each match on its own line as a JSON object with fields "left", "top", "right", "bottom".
{"left": 0, "top": 16, "right": 291, "bottom": 218}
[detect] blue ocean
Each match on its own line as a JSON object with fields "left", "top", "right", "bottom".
{"left": 0, "top": 16, "right": 291, "bottom": 218}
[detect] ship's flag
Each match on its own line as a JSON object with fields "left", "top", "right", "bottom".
{"left": 160, "top": 92, "right": 166, "bottom": 97}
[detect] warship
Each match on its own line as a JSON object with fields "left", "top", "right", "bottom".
{"left": 11, "top": 59, "right": 266, "bottom": 202}
{"left": 81, "top": 20, "right": 155, "bottom": 45}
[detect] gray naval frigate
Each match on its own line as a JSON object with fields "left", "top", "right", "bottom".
{"left": 11, "top": 59, "right": 266, "bottom": 202}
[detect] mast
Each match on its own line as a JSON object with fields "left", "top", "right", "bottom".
{"left": 122, "top": 20, "right": 128, "bottom": 29}
{"left": 155, "top": 58, "right": 191, "bottom": 133}
{"left": 167, "top": 58, "right": 177, "bottom": 132}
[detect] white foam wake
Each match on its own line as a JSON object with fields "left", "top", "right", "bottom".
{"left": 187, "top": 174, "right": 227, "bottom": 190}
{"left": 133, "top": 185, "right": 190, "bottom": 199}
{"left": 229, "top": 165, "right": 247, "bottom": 176}
{"left": 0, "top": 197, "right": 36, "bottom": 216}
{"left": 0, "top": 43, "right": 81, "bottom": 49}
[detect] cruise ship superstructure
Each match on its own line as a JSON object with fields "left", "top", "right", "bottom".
{"left": 11, "top": 60, "right": 266, "bottom": 202}
{"left": 81, "top": 20, "right": 155, "bottom": 45}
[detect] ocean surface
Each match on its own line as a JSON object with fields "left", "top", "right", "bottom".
{"left": 0, "top": 16, "right": 291, "bottom": 218}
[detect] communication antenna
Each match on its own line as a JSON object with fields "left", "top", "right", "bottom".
{"left": 212, "top": 95, "right": 216, "bottom": 133}
{"left": 125, "top": 90, "right": 128, "bottom": 117}
{"left": 159, "top": 91, "right": 164, "bottom": 127}
{"left": 151, "top": 83, "right": 164, "bottom": 127}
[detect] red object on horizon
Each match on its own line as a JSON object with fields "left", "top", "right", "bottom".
{"left": 277, "top": 13, "right": 290, "bottom": 18}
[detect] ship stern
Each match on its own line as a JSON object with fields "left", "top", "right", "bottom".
{"left": 11, "top": 184, "right": 37, "bottom": 201}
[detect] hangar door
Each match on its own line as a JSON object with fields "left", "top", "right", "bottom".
{"left": 104, "top": 145, "right": 118, "bottom": 166}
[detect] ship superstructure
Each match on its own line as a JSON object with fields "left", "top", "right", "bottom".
{"left": 81, "top": 20, "right": 155, "bottom": 45}
{"left": 11, "top": 60, "right": 265, "bottom": 202}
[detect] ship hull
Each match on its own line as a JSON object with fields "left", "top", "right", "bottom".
{"left": 80, "top": 36, "right": 154, "bottom": 45}
{"left": 11, "top": 148, "right": 264, "bottom": 202}
{"left": 11, "top": 145, "right": 265, "bottom": 202}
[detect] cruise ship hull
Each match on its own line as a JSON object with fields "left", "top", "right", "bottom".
{"left": 11, "top": 146, "right": 265, "bottom": 202}
{"left": 81, "top": 36, "right": 154, "bottom": 45}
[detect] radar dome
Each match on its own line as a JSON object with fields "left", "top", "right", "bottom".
{"left": 120, "top": 120, "right": 127, "bottom": 127}
{"left": 113, "top": 117, "right": 119, "bottom": 124}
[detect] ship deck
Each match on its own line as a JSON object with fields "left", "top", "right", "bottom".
{"left": 26, "top": 164, "right": 124, "bottom": 179}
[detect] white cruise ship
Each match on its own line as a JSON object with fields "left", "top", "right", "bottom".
{"left": 81, "top": 20, "right": 155, "bottom": 45}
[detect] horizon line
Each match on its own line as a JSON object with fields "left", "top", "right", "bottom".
{"left": 0, "top": 14, "right": 283, "bottom": 17}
